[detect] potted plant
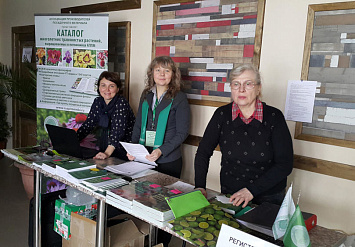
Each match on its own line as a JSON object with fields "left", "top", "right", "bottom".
{"left": 0, "top": 62, "right": 36, "bottom": 112}
{"left": 0, "top": 62, "right": 36, "bottom": 198}
{"left": 0, "top": 94, "right": 11, "bottom": 158}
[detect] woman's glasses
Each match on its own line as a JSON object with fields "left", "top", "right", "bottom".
{"left": 230, "top": 80, "right": 257, "bottom": 90}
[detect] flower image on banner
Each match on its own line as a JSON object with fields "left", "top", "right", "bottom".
{"left": 63, "top": 49, "right": 73, "bottom": 67}
{"left": 37, "top": 108, "right": 99, "bottom": 151}
{"left": 47, "top": 48, "right": 62, "bottom": 66}
{"left": 36, "top": 47, "right": 46, "bottom": 65}
{"left": 66, "top": 113, "right": 87, "bottom": 131}
{"left": 73, "top": 49, "right": 96, "bottom": 68}
{"left": 97, "top": 50, "right": 108, "bottom": 69}
{"left": 283, "top": 205, "right": 311, "bottom": 247}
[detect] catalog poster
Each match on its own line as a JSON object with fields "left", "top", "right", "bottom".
{"left": 35, "top": 14, "right": 108, "bottom": 143}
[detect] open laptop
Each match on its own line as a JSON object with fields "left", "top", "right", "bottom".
{"left": 46, "top": 124, "right": 99, "bottom": 159}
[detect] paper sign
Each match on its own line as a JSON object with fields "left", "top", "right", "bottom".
{"left": 216, "top": 224, "right": 278, "bottom": 247}
{"left": 22, "top": 47, "right": 32, "bottom": 63}
{"left": 284, "top": 80, "right": 317, "bottom": 123}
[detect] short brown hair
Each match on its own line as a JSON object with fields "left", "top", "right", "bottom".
{"left": 97, "top": 71, "right": 122, "bottom": 95}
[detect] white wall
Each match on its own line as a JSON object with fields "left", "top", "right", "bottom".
{"left": 1, "top": 0, "right": 354, "bottom": 234}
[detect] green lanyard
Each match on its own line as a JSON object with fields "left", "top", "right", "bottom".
{"left": 152, "top": 98, "right": 159, "bottom": 129}
{"left": 139, "top": 99, "right": 173, "bottom": 148}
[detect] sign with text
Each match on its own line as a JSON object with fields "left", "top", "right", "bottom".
{"left": 216, "top": 224, "right": 278, "bottom": 247}
{"left": 35, "top": 14, "right": 108, "bottom": 143}
{"left": 285, "top": 80, "right": 317, "bottom": 123}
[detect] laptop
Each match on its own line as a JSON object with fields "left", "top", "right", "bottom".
{"left": 46, "top": 124, "right": 99, "bottom": 159}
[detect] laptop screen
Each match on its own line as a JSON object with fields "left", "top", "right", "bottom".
{"left": 45, "top": 124, "right": 97, "bottom": 159}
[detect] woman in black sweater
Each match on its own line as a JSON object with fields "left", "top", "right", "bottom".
{"left": 195, "top": 64, "right": 293, "bottom": 207}
{"left": 77, "top": 71, "right": 135, "bottom": 160}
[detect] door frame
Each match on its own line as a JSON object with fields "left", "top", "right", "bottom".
{"left": 12, "top": 25, "right": 36, "bottom": 148}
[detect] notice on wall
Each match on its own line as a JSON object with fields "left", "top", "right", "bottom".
{"left": 22, "top": 47, "right": 33, "bottom": 62}
{"left": 35, "top": 14, "right": 108, "bottom": 142}
{"left": 284, "top": 80, "right": 317, "bottom": 123}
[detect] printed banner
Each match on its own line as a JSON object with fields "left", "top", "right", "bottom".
{"left": 35, "top": 14, "right": 108, "bottom": 143}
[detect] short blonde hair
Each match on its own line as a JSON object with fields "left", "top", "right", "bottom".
{"left": 229, "top": 64, "right": 261, "bottom": 85}
{"left": 229, "top": 64, "right": 262, "bottom": 99}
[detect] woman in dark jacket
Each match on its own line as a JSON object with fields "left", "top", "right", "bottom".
{"left": 128, "top": 56, "right": 190, "bottom": 179}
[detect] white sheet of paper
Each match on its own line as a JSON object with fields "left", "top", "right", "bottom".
{"left": 165, "top": 181, "right": 195, "bottom": 193}
{"left": 120, "top": 142, "right": 157, "bottom": 166}
{"left": 131, "top": 168, "right": 157, "bottom": 179}
{"left": 216, "top": 195, "right": 233, "bottom": 204}
{"left": 284, "top": 80, "right": 317, "bottom": 123}
{"left": 105, "top": 161, "right": 155, "bottom": 176}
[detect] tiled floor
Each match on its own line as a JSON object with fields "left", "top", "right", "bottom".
{"left": 0, "top": 156, "right": 29, "bottom": 247}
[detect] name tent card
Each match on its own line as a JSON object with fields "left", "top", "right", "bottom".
{"left": 216, "top": 224, "right": 278, "bottom": 247}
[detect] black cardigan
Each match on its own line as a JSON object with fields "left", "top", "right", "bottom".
{"left": 77, "top": 95, "right": 135, "bottom": 154}
{"left": 194, "top": 102, "right": 293, "bottom": 198}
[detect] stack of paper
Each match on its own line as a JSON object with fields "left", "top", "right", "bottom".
{"left": 55, "top": 159, "right": 96, "bottom": 181}
{"left": 132, "top": 184, "right": 182, "bottom": 222}
{"left": 105, "top": 161, "right": 155, "bottom": 177}
{"left": 106, "top": 181, "right": 160, "bottom": 212}
{"left": 41, "top": 157, "right": 71, "bottom": 174}
{"left": 104, "top": 142, "right": 158, "bottom": 177}
{"left": 67, "top": 167, "right": 108, "bottom": 184}
{"left": 2, "top": 146, "right": 45, "bottom": 162}
{"left": 20, "top": 153, "right": 59, "bottom": 168}
{"left": 81, "top": 173, "right": 129, "bottom": 192}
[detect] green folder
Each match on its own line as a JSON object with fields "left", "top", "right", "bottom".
{"left": 165, "top": 190, "right": 210, "bottom": 219}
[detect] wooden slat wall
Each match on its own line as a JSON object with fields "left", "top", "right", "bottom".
{"left": 153, "top": 0, "right": 265, "bottom": 107}
{"left": 297, "top": 2, "right": 355, "bottom": 149}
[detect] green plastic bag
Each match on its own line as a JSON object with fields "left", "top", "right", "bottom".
{"left": 165, "top": 190, "right": 210, "bottom": 219}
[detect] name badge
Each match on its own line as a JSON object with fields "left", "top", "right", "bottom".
{"left": 145, "top": 130, "right": 156, "bottom": 147}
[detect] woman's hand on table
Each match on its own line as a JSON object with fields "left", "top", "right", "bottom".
{"left": 229, "top": 188, "right": 254, "bottom": 208}
{"left": 196, "top": 188, "right": 207, "bottom": 198}
{"left": 93, "top": 152, "right": 109, "bottom": 160}
{"left": 94, "top": 146, "right": 114, "bottom": 160}
{"left": 146, "top": 148, "right": 162, "bottom": 162}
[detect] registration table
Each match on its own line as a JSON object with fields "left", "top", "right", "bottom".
{"left": 1, "top": 149, "right": 348, "bottom": 247}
